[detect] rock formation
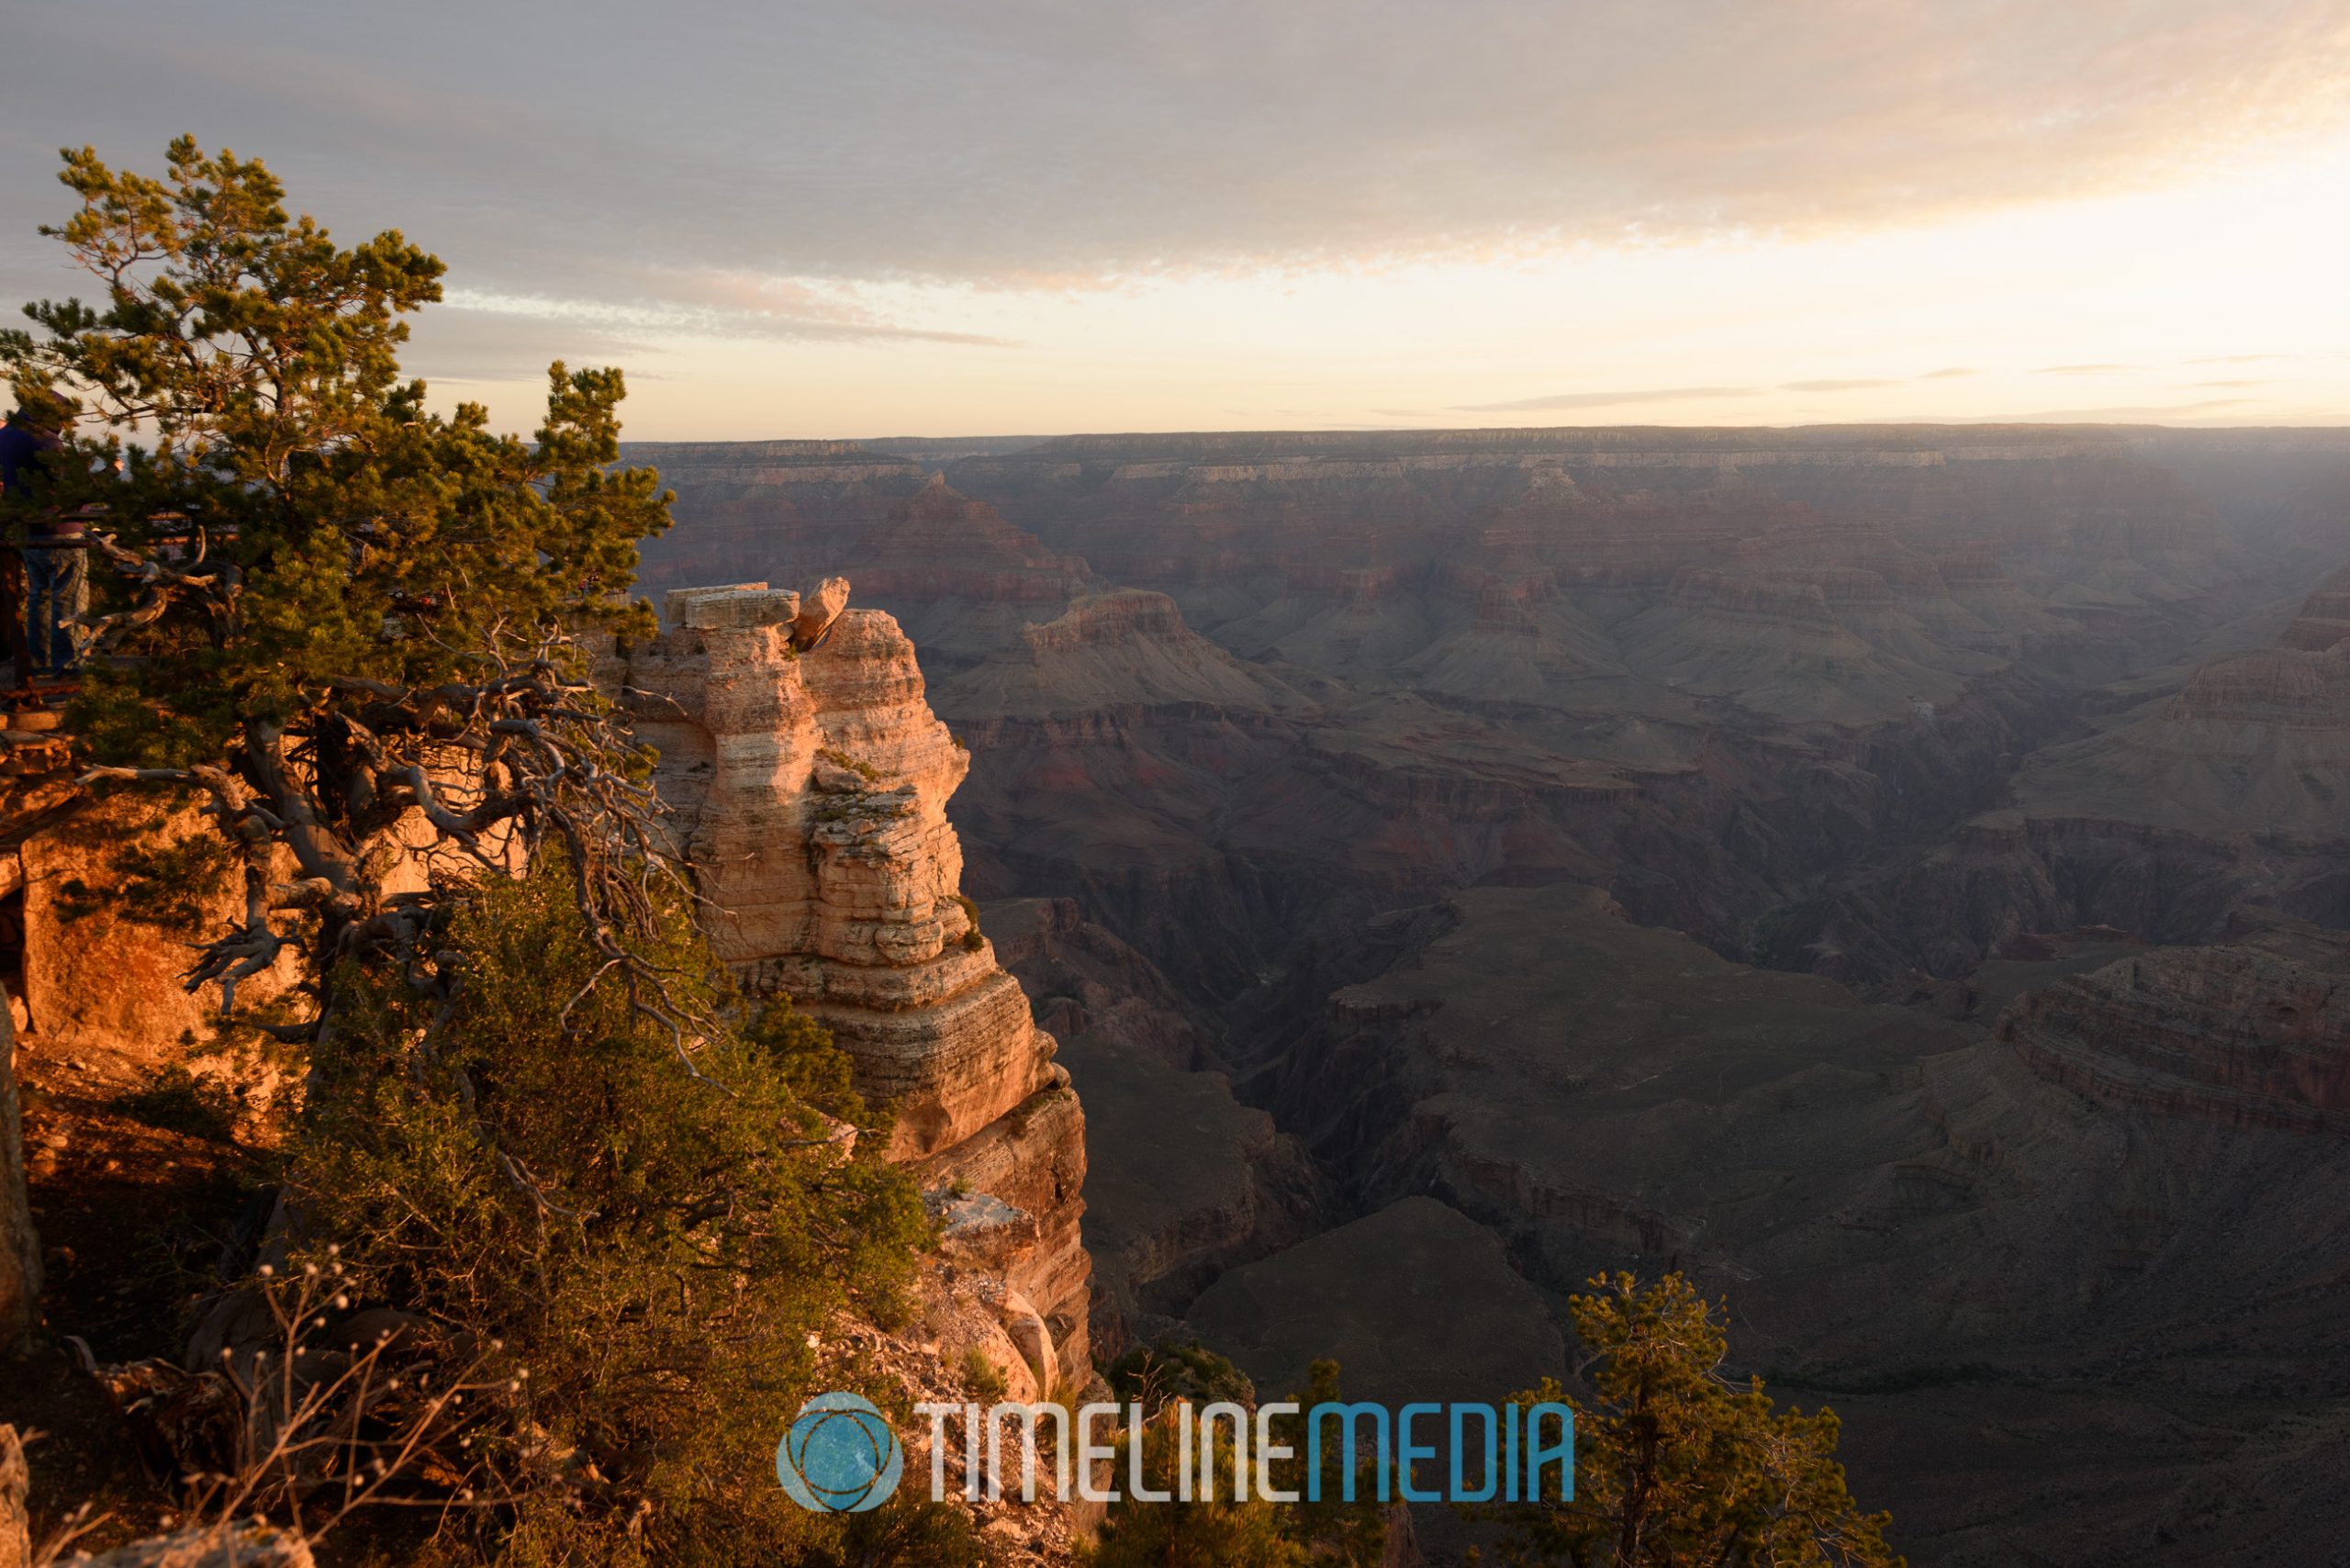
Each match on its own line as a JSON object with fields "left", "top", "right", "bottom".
{"left": 2002, "top": 908, "right": 2350, "bottom": 1132}
{"left": 600, "top": 580, "right": 1093, "bottom": 1384}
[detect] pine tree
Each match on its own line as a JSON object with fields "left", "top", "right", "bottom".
{"left": 0, "top": 138, "right": 676, "bottom": 1031}
{"left": 1492, "top": 1273, "right": 1902, "bottom": 1568}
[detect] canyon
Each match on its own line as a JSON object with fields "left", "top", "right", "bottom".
{"left": 619, "top": 422, "right": 2350, "bottom": 1565}
{"left": 4, "top": 420, "right": 2344, "bottom": 1562}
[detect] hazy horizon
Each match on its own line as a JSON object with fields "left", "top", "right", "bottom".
{"left": 617, "top": 417, "right": 2350, "bottom": 447}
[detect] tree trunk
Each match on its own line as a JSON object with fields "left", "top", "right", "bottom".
{"left": 0, "top": 999, "right": 39, "bottom": 1356}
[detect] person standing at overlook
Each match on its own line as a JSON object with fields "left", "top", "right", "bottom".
{"left": 0, "top": 390, "right": 86, "bottom": 681}
{"left": 0, "top": 390, "right": 84, "bottom": 685}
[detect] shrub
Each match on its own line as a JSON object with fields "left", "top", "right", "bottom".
{"left": 287, "top": 854, "right": 943, "bottom": 1564}
{"left": 960, "top": 1346, "right": 1010, "bottom": 1404}
{"left": 818, "top": 748, "right": 883, "bottom": 782}
{"left": 952, "top": 893, "right": 985, "bottom": 952}
{"left": 113, "top": 1064, "right": 239, "bottom": 1143}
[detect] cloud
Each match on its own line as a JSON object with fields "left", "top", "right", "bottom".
{"left": 1918, "top": 398, "right": 2258, "bottom": 422}
{"left": 1919, "top": 367, "right": 1979, "bottom": 379}
{"left": 4, "top": 0, "right": 2345, "bottom": 294}
{"left": 399, "top": 307, "right": 663, "bottom": 385}
{"left": 2035, "top": 363, "right": 2137, "bottom": 375}
{"left": 1781, "top": 378, "right": 1897, "bottom": 392}
{"left": 440, "top": 287, "right": 1015, "bottom": 349}
{"left": 2191, "top": 378, "right": 2266, "bottom": 387}
{"left": 1457, "top": 386, "right": 1755, "bottom": 413}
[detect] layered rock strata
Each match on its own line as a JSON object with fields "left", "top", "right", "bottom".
{"left": 2001, "top": 908, "right": 2350, "bottom": 1132}
{"left": 601, "top": 581, "right": 1092, "bottom": 1380}
{"left": 622, "top": 424, "right": 2332, "bottom": 1002}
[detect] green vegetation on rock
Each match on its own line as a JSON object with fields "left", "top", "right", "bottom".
{"left": 294, "top": 853, "right": 944, "bottom": 1564}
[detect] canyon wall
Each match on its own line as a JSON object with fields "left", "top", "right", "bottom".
{"left": 1775, "top": 560, "right": 2350, "bottom": 977}
{"left": 623, "top": 426, "right": 2346, "bottom": 1002}
{"left": 599, "top": 581, "right": 1093, "bottom": 1386}
{"left": 1224, "top": 879, "right": 2350, "bottom": 1565}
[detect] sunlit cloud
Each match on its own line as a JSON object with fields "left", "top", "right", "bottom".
{"left": 1782, "top": 379, "right": 1898, "bottom": 393}
{"left": 1458, "top": 386, "right": 1757, "bottom": 413}
{"left": 439, "top": 287, "right": 1014, "bottom": 348}
{"left": 1917, "top": 398, "right": 2260, "bottom": 422}
{"left": 9, "top": 0, "right": 2350, "bottom": 289}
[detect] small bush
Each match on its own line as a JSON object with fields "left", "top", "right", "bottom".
{"left": 114, "top": 1064, "right": 239, "bottom": 1142}
{"left": 952, "top": 892, "right": 985, "bottom": 951}
{"left": 961, "top": 1346, "right": 1010, "bottom": 1403}
{"left": 818, "top": 746, "right": 882, "bottom": 782}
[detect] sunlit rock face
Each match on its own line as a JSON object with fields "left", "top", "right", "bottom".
{"left": 601, "top": 582, "right": 1091, "bottom": 1377}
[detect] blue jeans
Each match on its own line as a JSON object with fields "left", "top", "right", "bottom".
{"left": 25, "top": 543, "right": 85, "bottom": 677}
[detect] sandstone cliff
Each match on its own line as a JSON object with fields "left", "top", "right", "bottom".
{"left": 600, "top": 581, "right": 1093, "bottom": 1385}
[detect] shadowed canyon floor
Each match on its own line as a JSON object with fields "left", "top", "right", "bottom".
{"left": 621, "top": 425, "right": 2350, "bottom": 1565}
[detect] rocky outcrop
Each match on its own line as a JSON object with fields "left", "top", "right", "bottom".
{"left": 2002, "top": 909, "right": 2350, "bottom": 1132}
{"left": 602, "top": 581, "right": 1092, "bottom": 1381}
{"left": 935, "top": 590, "right": 1299, "bottom": 722}
{"left": 2278, "top": 564, "right": 2350, "bottom": 652}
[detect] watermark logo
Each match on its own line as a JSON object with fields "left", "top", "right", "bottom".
{"left": 778, "top": 1395, "right": 1572, "bottom": 1508}
{"left": 777, "top": 1392, "right": 904, "bottom": 1512}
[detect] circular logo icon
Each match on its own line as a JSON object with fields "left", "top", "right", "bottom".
{"left": 777, "top": 1392, "right": 902, "bottom": 1513}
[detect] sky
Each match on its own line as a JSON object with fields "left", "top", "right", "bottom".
{"left": 4, "top": 0, "right": 2349, "bottom": 439}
